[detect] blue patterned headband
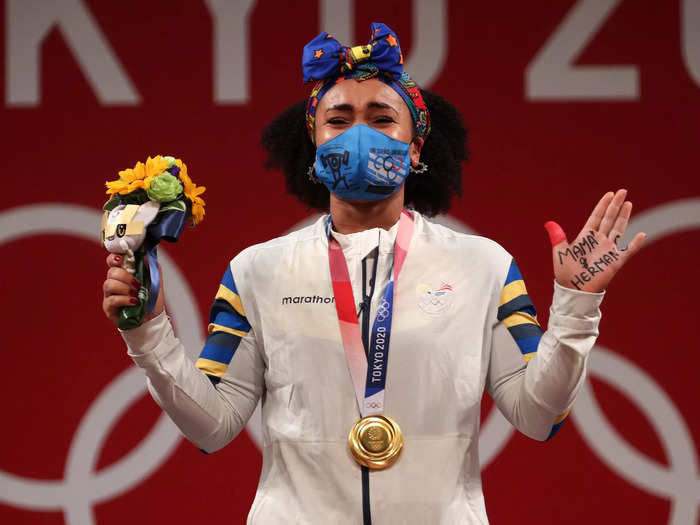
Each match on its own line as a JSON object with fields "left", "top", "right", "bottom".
{"left": 302, "top": 22, "right": 431, "bottom": 144}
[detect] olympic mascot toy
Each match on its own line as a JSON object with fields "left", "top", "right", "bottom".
{"left": 101, "top": 155, "right": 205, "bottom": 329}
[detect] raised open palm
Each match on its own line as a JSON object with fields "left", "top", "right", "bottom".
{"left": 544, "top": 189, "right": 646, "bottom": 293}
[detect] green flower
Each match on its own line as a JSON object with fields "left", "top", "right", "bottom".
{"left": 147, "top": 172, "right": 183, "bottom": 202}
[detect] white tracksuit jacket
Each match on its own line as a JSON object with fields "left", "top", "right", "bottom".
{"left": 121, "top": 211, "right": 604, "bottom": 524}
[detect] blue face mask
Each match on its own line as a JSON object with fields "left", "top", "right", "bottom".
{"left": 314, "top": 124, "right": 411, "bottom": 201}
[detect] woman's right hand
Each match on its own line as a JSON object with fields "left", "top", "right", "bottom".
{"left": 102, "top": 253, "right": 164, "bottom": 327}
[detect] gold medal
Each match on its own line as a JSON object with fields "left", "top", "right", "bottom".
{"left": 348, "top": 415, "right": 403, "bottom": 470}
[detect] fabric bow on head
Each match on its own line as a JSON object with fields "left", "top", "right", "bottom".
{"left": 302, "top": 22, "right": 431, "bottom": 143}
{"left": 302, "top": 22, "right": 404, "bottom": 83}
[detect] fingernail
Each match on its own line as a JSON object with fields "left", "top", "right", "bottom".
{"left": 130, "top": 297, "right": 139, "bottom": 305}
{"left": 132, "top": 279, "right": 141, "bottom": 288}
{"left": 544, "top": 221, "right": 567, "bottom": 246}
{"left": 114, "top": 255, "right": 122, "bottom": 262}
{"left": 130, "top": 287, "right": 139, "bottom": 297}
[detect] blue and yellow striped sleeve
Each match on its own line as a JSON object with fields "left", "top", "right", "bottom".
{"left": 195, "top": 265, "right": 251, "bottom": 386}
{"left": 497, "top": 259, "right": 542, "bottom": 365}
{"left": 498, "top": 258, "right": 568, "bottom": 440}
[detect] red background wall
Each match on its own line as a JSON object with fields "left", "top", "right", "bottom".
{"left": 1, "top": 1, "right": 699, "bottom": 523}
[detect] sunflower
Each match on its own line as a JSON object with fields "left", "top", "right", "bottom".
{"left": 143, "top": 155, "right": 170, "bottom": 188}
{"left": 175, "top": 159, "right": 207, "bottom": 224}
{"left": 105, "top": 156, "right": 170, "bottom": 196}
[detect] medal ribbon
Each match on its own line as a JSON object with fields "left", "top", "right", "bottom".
{"left": 328, "top": 210, "right": 414, "bottom": 417}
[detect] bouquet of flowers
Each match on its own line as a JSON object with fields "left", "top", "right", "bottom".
{"left": 101, "top": 155, "right": 206, "bottom": 329}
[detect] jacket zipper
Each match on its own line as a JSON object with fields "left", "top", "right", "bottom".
{"left": 360, "top": 247, "right": 379, "bottom": 352}
{"left": 359, "top": 245, "right": 379, "bottom": 525}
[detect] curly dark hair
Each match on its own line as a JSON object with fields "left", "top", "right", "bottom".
{"left": 260, "top": 90, "right": 468, "bottom": 217}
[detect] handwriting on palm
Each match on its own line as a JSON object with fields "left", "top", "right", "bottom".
{"left": 544, "top": 190, "right": 646, "bottom": 293}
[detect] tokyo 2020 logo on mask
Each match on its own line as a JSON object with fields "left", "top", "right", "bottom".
{"left": 1, "top": 200, "right": 698, "bottom": 524}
